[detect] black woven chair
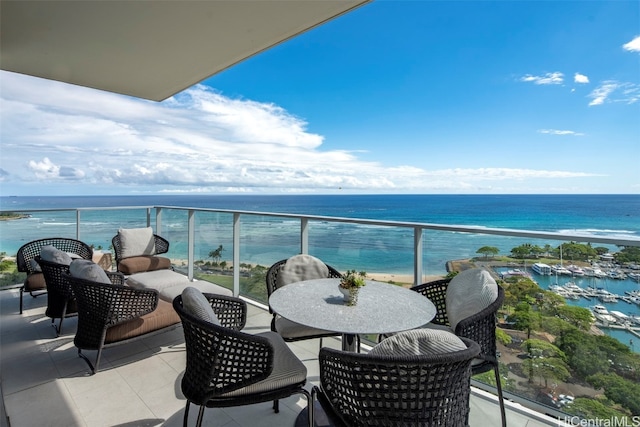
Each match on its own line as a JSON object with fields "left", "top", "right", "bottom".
{"left": 16, "top": 238, "right": 93, "bottom": 314}
{"left": 266, "top": 258, "right": 343, "bottom": 347}
{"left": 412, "top": 278, "right": 507, "bottom": 427}
{"left": 35, "top": 257, "right": 78, "bottom": 336}
{"left": 66, "top": 271, "right": 181, "bottom": 374}
{"left": 112, "top": 232, "right": 170, "bottom": 272}
{"left": 313, "top": 336, "right": 481, "bottom": 426}
{"left": 173, "top": 293, "right": 312, "bottom": 427}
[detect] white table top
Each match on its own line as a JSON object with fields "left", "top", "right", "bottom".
{"left": 269, "top": 278, "right": 436, "bottom": 336}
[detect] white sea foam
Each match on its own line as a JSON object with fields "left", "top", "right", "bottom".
{"left": 557, "top": 228, "right": 640, "bottom": 240}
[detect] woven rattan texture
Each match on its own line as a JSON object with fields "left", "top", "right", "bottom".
{"left": 17, "top": 238, "right": 93, "bottom": 274}
{"left": 36, "top": 258, "right": 77, "bottom": 321}
{"left": 316, "top": 337, "right": 480, "bottom": 426}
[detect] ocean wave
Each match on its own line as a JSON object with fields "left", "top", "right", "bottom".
{"left": 557, "top": 228, "right": 640, "bottom": 239}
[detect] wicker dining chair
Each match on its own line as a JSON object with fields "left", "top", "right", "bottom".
{"left": 35, "top": 257, "right": 79, "bottom": 336}
{"left": 412, "top": 270, "right": 507, "bottom": 427}
{"left": 16, "top": 237, "right": 93, "bottom": 314}
{"left": 266, "top": 256, "right": 343, "bottom": 347}
{"left": 313, "top": 333, "right": 481, "bottom": 426}
{"left": 173, "top": 291, "right": 312, "bottom": 427}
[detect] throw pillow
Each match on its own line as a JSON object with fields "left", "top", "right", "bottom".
{"left": 69, "top": 259, "right": 111, "bottom": 284}
{"left": 40, "top": 245, "right": 73, "bottom": 266}
{"left": 446, "top": 268, "right": 498, "bottom": 330}
{"left": 118, "top": 227, "right": 157, "bottom": 259}
{"left": 276, "top": 254, "right": 329, "bottom": 287}
{"left": 181, "top": 287, "right": 220, "bottom": 325}
{"left": 370, "top": 329, "right": 467, "bottom": 356}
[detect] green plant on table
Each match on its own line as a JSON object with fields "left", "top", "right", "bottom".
{"left": 339, "top": 270, "right": 367, "bottom": 306}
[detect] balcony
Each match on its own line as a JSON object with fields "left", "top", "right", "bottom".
{"left": 2, "top": 204, "right": 639, "bottom": 426}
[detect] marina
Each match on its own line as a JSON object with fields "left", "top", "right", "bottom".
{"left": 495, "top": 264, "right": 640, "bottom": 352}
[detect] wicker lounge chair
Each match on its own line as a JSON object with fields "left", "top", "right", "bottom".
{"left": 66, "top": 269, "right": 181, "bottom": 374}
{"left": 313, "top": 332, "right": 481, "bottom": 426}
{"left": 16, "top": 237, "right": 93, "bottom": 314}
{"left": 35, "top": 257, "right": 79, "bottom": 336}
{"left": 412, "top": 270, "right": 507, "bottom": 427}
{"left": 174, "top": 291, "right": 312, "bottom": 427}
{"left": 112, "top": 228, "right": 171, "bottom": 274}
{"left": 266, "top": 256, "right": 343, "bottom": 347}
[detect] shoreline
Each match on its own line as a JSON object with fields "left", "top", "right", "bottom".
{"left": 171, "top": 258, "right": 443, "bottom": 285}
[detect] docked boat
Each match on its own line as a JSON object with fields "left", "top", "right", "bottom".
{"left": 551, "top": 264, "right": 572, "bottom": 275}
{"left": 591, "top": 305, "right": 617, "bottom": 324}
{"left": 566, "top": 265, "right": 585, "bottom": 276}
{"left": 532, "top": 262, "right": 552, "bottom": 275}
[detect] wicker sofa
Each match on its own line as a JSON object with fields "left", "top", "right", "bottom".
{"left": 65, "top": 259, "right": 181, "bottom": 374}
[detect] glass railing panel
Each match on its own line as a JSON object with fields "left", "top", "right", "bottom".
{"left": 308, "top": 221, "right": 416, "bottom": 286}
{"left": 78, "top": 208, "right": 154, "bottom": 252}
{"left": 238, "top": 215, "right": 301, "bottom": 303}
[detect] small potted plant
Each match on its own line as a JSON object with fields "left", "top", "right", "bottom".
{"left": 339, "top": 270, "right": 367, "bottom": 306}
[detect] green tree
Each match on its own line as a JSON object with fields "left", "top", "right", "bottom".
{"left": 476, "top": 246, "right": 499, "bottom": 260}
{"left": 554, "top": 305, "right": 593, "bottom": 332}
{"left": 208, "top": 245, "right": 224, "bottom": 265}
{"left": 587, "top": 373, "right": 640, "bottom": 415}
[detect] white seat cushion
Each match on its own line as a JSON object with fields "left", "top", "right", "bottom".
{"left": 160, "top": 280, "right": 232, "bottom": 303}
{"left": 69, "top": 259, "right": 111, "bottom": 284}
{"left": 118, "top": 227, "right": 157, "bottom": 258}
{"left": 446, "top": 268, "right": 498, "bottom": 330}
{"left": 126, "top": 270, "right": 189, "bottom": 291}
{"left": 276, "top": 254, "right": 329, "bottom": 287}
{"left": 40, "top": 245, "right": 73, "bottom": 266}
{"left": 370, "top": 328, "right": 467, "bottom": 356}
{"left": 181, "top": 286, "right": 219, "bottom": 325}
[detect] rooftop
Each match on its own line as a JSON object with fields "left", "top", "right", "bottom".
{"left": 1, "top": 285, "right": 565, "bottom": 427}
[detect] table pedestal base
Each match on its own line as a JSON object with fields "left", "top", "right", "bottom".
{"left": 295, "top": 400, "right": 336, "bottom": 427}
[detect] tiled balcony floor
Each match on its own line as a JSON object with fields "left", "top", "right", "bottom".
{"left": 1, "top": 288, "right": 565, "bottom": 427}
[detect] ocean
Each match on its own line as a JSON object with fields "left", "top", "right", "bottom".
{"left": 2, "top": 194, "right": 639, "bottom": 351}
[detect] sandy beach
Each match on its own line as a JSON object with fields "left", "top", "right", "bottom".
{"left": 171, "top": 258, "right": 443, "bottom": 286}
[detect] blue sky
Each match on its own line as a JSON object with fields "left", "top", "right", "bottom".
{"left": 1, "top": 1, "right": 639, "bottom": 196}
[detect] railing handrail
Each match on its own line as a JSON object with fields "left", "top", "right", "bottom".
{"left": 3, "top": 205, "right": 640, "bottom": 247}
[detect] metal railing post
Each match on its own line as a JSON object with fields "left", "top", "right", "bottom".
{"left": 76, "top": 210, "right": 81, "bottom": 240}
{"left": 414, "top": 227, "right": 423, "bottom": 287}
{"left": 233, "top": 213, "right": 241, "bottom": 296}
{"left": 301, "top": 217, "right": 309, "bottom": 254}
{"left": 187, "top": 210, "right": 195, "bottom": 280}
{"left": 155, "top": 207, "right": 162, "bottom": 232}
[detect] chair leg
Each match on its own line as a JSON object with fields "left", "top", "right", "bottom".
{"left": 493, "top": 363, "right": 507, "bottom": 427}
{"left": 273, "top": 399, "right": 279, "bottom": 413}
{"left": 19, "top": 287, "right": 24, "bottom": 314}
{"left": 196, "top": 405, "right": 206, "bottom": 427}
{"left": 183, "top": 401, "right": 190, "bottom": 427}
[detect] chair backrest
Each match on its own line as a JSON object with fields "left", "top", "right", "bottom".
{"left": 36, "top": 257, "right": 74, "bottom": 317}
{"left": 266, "top": 256, "right": 342, "bottom": 298}
{"left": 17, "top": 238, "right": 93, "bottom": 274}
{"left": 173, "top": 294, "right": 273, "bottom": 404}
{"left": 318, "top": 337, "right": 480, "bottom": 427}
{"left": 112, "top": 232, "right": 169, "bottom": 262}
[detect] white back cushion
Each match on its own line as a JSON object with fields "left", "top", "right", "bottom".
{"left": 40, "top": 245, "right": 73, "bottom": 266}
{"left": 446, "top": 268, "right": 498, "bottom": 330}
{"left": 276, "top": 254, "right": 329, "bottom": 288}
{"left": 69, "top": 259, "right": 111, "bottom": 284}
{"left": 181, "top": 287, "right": 220, "bottom": 325}
{"left": 118, "top": 227, "right": 157, "bottom": 258}
{"left": 370, "top": 329, "right": 467, "bottom": 356}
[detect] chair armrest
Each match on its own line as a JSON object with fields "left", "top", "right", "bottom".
{"left": 68, "top": 274, "right": 158, "bottom": 327}
{"left": 411, "top": 278, "right": 451, "bottom": 326}
{"left": 204, "top": 293, "right": 247, "bottom": 330}
{"left": 106, "top": 271, "right": 126, "bottom": 285}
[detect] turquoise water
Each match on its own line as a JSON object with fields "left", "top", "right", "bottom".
{"left": 2, "top": 194, "right": 639, "bottom": 350}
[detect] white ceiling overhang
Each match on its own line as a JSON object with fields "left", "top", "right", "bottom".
{"left": 1, "top": 0, "right": 370, "bottom": 101}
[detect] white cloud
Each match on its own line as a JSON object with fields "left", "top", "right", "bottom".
{"left": 538, "top": 129, "right": 585, "bottom": 136}
{"left": 574, "top": 73, "right": 589, "bottom": 84}
{"left": 623, "top": 35, "right": 640, "bottom": 53}
{"left": 1, "top": 71, "right": 605, "bottom": 194}
{"left": 588, "top": 80, "right": 640, "bottom": 106}
{"left": 520, "top": 72, "right": 564, "bottom": 85}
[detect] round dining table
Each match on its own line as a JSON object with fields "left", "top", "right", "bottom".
{"left": 269, "top": 278, "right": 436, "bottom": 351}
